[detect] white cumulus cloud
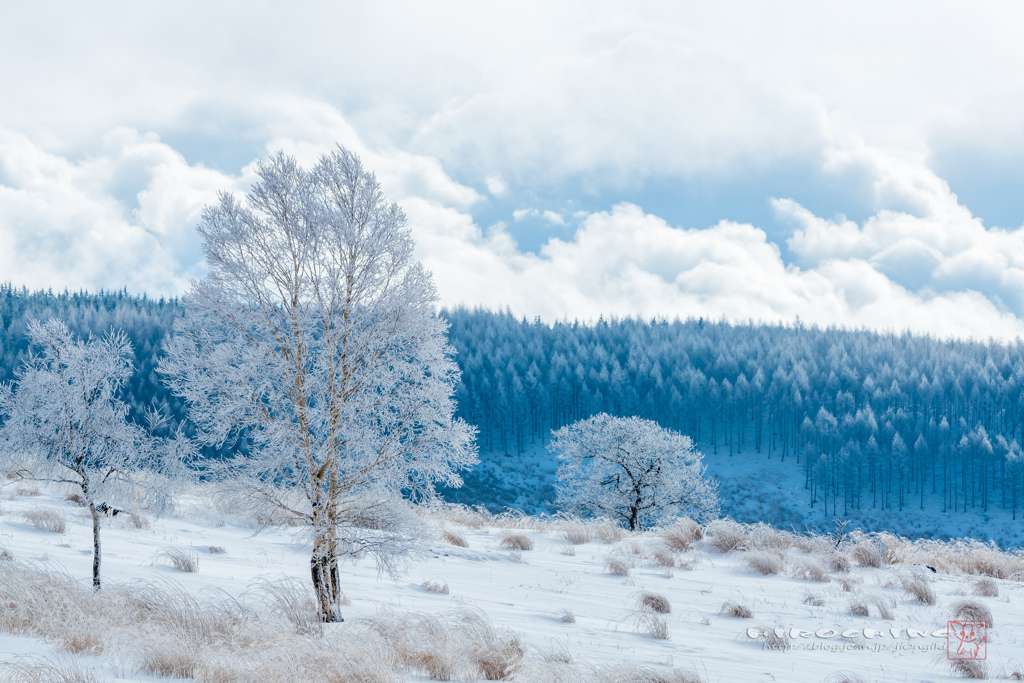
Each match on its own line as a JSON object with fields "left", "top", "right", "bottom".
{"left": 0, "top": 127, "right": 237, "bottom": 296}
{"left": 780, "top": 143, "right": 1024, "bottom": 317}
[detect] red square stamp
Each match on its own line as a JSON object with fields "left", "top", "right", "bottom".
{"left": 947, "top": 620, "right": 987, "bottom": 660}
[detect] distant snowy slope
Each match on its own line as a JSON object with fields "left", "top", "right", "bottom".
{"left": 2, "top": 483, "right": 1023, "bottom": 681}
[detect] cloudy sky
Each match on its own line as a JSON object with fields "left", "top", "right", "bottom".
{"left": 3, "top": 2, "right": 1024, "bottom": 339}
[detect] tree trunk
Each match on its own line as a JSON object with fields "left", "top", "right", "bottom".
{"left": 628, "top": 503, "right": 639, "bottom": 531}
{"left": 311, "top": 526, "right": 343, "bottom": 623}
{"left": 89, "top": 501, "right": 101, "bottom": 590}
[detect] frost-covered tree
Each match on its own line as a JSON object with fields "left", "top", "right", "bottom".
{"left": 551, "top": 413, "right": 719, "bottom": 531}
{"left": 0, "top": 319, "right": 164, "bottom": 588}
{"left": 160, "top": 147, "right": 477, "bottom": 622}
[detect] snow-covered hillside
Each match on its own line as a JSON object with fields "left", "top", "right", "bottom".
{"left": 1, "top": 483, "right": 1023, "bottom": 682}
{"left": 457, "top": 442, "right": 1024, "bottom": 550}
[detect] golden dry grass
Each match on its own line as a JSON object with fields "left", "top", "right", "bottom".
{"left": 635, "top": 592, "right": 671, "bottom": 614}
{"left": 743, "top": 550, "right": 785, "bottom": 575}
{"left": 971, "top": 577, "right": 999, "bottom": 597}
{"left": 604, "top": 555, "right": 632, "bottom": 577}
{"left": 23, "top": 506, "right": 67, "bottom": 534}
{"left": 900, "top": 575, "right": 936, "bottom": 605}
{"left": 498, "top": 532, "right": 534, "bottom": 551}
{"left": 625, "top": 610, "right": 670, "bottom": 640}
{"left": 790, "top": 559, "right": 830, "bottom": 583}
{"left": 441, "top": 529, "right": 469, "bottom": 548}
{"left": 422, "top": 580, "right": 450, "bottom": 595}
{"left": 155, "top": 547, "right": 199, "bottom": 573}
{"left": 658, "top": 518, "right": 702, "bottom": 552}
{"left": 949, "top": 599, "right": 993, "bottom": 628}
{"left": 705, "top": 519, "right": 746, "bottom": 553}
{"left": 719, "top": 601, "right": 753, "bottom": 618}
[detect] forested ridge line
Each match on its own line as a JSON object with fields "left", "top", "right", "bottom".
{"left": 444, "top": 310, "right": 1024, "bottom": 521}
{"left": 3, "top": 283, "right": 1024, "bottom": 522}
{"left": 0, "top": 284, "right": 187, "bottom": 431}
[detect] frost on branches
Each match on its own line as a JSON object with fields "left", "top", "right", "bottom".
{"left": 551, "top": 413, "right": 719, "bottom": 531}
{"left": 0, "top": 319, "right": 183, "bottom": 588}
{"left": 160, "top": 147, "right": 477, "bottom": 622}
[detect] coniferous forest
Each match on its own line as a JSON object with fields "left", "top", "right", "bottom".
{"left": 3, "top": 284, "right": 1024, "bottom": 540}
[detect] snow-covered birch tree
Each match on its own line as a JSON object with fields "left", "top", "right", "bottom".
{"left": 159, "top": 147, "right": 477, "bottom": 622}
{"left": 0, "top": 319, "right": 170, "bottom": 589}
{"left": 551, "top": 413, "right": 719, "bottom": 531}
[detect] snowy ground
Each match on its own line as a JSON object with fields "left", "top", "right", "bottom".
{"left": 1, "top": 484, "right": 1023, "bottom": 682}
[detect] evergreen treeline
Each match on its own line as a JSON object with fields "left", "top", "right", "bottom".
{"left": 0, "top": 284, "right": 187, "bottom": 435}
{"left": 445, "top": 308, "right": 1024, "bottom": 520}
{"left": 4, "top": 285, "right": 1024, "bottom": 523}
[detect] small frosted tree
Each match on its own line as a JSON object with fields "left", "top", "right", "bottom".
{"left": 160, "top": 147, "right": 477, "bottom": 622}
{"left": 0, "top": 319, "right": 174, "bottom": 588}
{"left": 551, "top": 413, "right": 718, "bottom": 531}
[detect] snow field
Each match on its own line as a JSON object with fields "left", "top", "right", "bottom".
{"left": 1, "top": 484, "right": 1023, "bottom": 682}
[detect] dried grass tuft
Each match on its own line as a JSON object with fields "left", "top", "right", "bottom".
{"left": 870, "top": 595, "right": 895, "bottom": 620}
{"left": 859, "top": 532, "right": 1024, "bottom": 578}
{"left": 901, "top": 576, "right": 936, "bottom": 605}
{"left": 155, "top": 547, "right": 199, "bottom": 573}
{"left": 248, "top": 576, "right": 321, "bottom": 635}
{"left": 659, "top": 518, "right": 702, "bottom": 551}
{"left": 849, "top": 594, "right": 894, "bottom": 620}
{"left": 422, "top": 580, "right": 450, "bottom": 595}
{"left": 824, "top": 552, "right": 851, "bottom": 573}
{"left": 558, "top": 608, "right": 576, "bottom": 623}
{"left": 649, "top": 547, "right": 678, "bottom": 568}
{"left": 823, "top": 672, "right": 867, "bottom": 683}
{"left": 1002, "top": 661, "right": 1024, "bottom": 680}
{"left": 604, "top": 555, "right": 632, "bottom": 577}
{"left": 23, "top": 506, "right": 67, "bottom": 534}
{"left": 747, "top": 522, "right": 793, "bottom": 550}
{"left": 849, "top": 541, "right": 883, "bottom": 568}
{"left": 625, "top": 610, "right": 670, "bottom": 640}
{"left": 947, "top": 658, "right": 988, "bottom": 680}
{"left": 706, "top": 519, "right": 746, "bottom": 553}
{"left": 117, "top": 511, "right": 150, "bottom": 530}
{"left": 560, "top": 521, "right": 593, "bottom": 545}
{"left": 635, "top": 592, "right": 671, "bottom": 614}
{"left": 615, "top": 539, "right": 645, "bottom": 556}
{"left": 0, "top": 654, "right": 102, "bottom": 683}
{"left": 790, "top": 559, "right": 830, "bottom": 582}
{"left": 64, "top": 493, "right": 87, "bottom": 507}
{"left": 802, "top": 590, "right": 825, "bottom": 607}
{"left": 743, "top": 550, "right": 785, "bottom": 575}
{"left": 136, "top": 635, "right": 202, "bottom": 679}
{"left": 498, "top": 532, "right": 534, "bottom": 551}
{"left": 364, "top": 607, "right": 523, "bottom": 681}
{"left": 949, "top": 598, "right": 994, "bottom": 628}
{"left": 59, "top": 627, "right": 104, "bottom": 655}
{"left": 971, "top": 577, "right": 999, "bottom": 597}
{"left": 594, "top": 520, "right": 626, "bottom": 544}
{"left": 442, "top": 529, "right": 469, "bottom": 548}
{"left": 719, "top": 600, "right": 753, "bottom": 618}
{"left": 207, "top": 546, "right": 227, "bottom": 554}
{"left": 589, "top": 663, "right": 703, "bottom": 683}
{"left": 427, "top": 503, "right": 491, "bottom": 530}
{"left": 675, "top": 554, "right": 700, "bottom": 570}
{"left": 0, "top": 558, "right": 416, "bottom": 682}
{"left": 791, "top": 532, "right": 835, "bottom": 554}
